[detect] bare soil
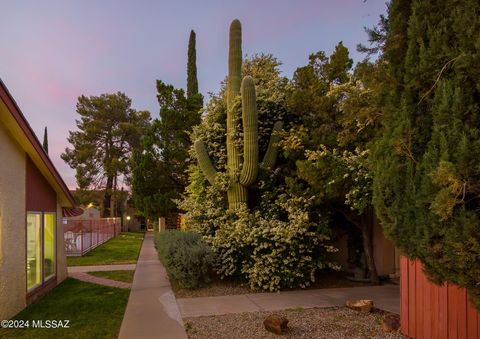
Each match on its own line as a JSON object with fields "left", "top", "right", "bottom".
{"left": 173, "top": 270, "right": 378, "bottom": 298}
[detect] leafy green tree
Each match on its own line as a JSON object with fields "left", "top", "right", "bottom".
{"left": 132, "top": 83, "right": 201, "bottom": 219}
{"left": 42, "top": 126, "right": 48, "bottom": 154}
{"left": 132, "top": 30, "right": 203, "bottom": 219}
{"left": 284, "top": 43, "right": 385, "bottom": 284}
{"left": 371, "top": 0, "right": 480, "bottom": 307}
{"left": 62, "top": 92, "right": 150, "bottom": 217}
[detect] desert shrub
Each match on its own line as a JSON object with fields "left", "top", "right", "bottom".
{"left": 180, "top": 180, "right": 339, "bottom": 291}
{"left": 211, "top": 200, "right": 338, "bottom": 291}
{"left": 154, "top": 230, "right": 213, "bottom": 289}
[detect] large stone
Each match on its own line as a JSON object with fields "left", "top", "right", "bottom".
{"left": 263, "top": 314, "right": 289, "bottom": 335}
{"left": 345, "top": 299, "right": 374, "bottom": 313}
{"left": 382, "top": 314, "right": 400, "bottom": 332}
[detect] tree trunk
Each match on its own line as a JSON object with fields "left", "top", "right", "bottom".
{"left": 103, "top": 176, "right": 113, "bottom": 218}
{"left": 110, "top": 174, "right": 117, "bottom": 218}
{"left": 360, "top": 209, "right": 379, "bottom": 284}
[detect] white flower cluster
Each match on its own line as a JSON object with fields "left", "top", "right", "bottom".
{"left": 201, "top": 196, "right": 338, "bottom": 292}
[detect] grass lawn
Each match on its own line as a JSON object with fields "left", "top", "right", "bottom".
{"left": 0, "top": 278, "right": 130, "bottom": 339}
{"left": 67, "top": 232, "right": 144, "bottom": 266}
{"left": 88, "top": 270, "right": 135, "bottom": 283}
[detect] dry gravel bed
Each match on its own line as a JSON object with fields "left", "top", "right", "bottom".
{"left": 184, "top": 307, "right": 402, "bottom": 339}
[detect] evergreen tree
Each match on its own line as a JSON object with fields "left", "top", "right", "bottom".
{"left": 286, "top": 43, "right": 383, "bottom": 283}
{"left": 62, "top": 93, "right": 150, "bottom": 217}
{"left": 42, "top": 126, "right": 48, "bottom": 154}
{"left": 372, "top": 0, "right": 480, "bottom": 308}
{"left": 131, "top": 120, "right": 179, "bottom": 219}
{"left": 187, "top": 30, "right": 199, "bottom": 98}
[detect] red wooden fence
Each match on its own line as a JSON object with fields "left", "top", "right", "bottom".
{"left": 401, "top": 257, "right": 480, "bottom": 338}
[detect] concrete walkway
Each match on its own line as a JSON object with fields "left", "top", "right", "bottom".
{"left": 68, "top": 263, "right": 136, "bottom": 289}
{"left": 68, "top": 264, "right": 136, "bottom": 274}
{"left": 70, "top": 272, "right": 132, "bottom": 289}
{"left": 118, "top": 232, "right": 187, "bottom": 339}
{"left": 178, "top": 284, "right": 399, "bottom": 318}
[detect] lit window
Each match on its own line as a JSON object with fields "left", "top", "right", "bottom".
{"left": 26, "top": 212, "right": 56, "bottom": 291}
{"left": 44, "top": 213, "right": 55, "bottom": 280}
{"left": 26, "top": 213, "right": 41, "bottom": 290}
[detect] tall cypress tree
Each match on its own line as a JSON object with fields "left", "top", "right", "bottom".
{"left": 372, "top": 0, "right": 480, "bottom": 308}
{"left": 187, "top": 30, "right": 199, "bottom": 98}
{"left": 42, "top": 126, "right": 48, "bottom": 154}
{"left": 132, "top": 30, "right": 203, "bottom": 219}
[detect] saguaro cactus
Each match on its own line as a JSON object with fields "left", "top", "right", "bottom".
{"left": 194, "top": 19, "right": 283, "bottom": 209}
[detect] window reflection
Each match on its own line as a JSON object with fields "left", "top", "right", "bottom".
{"left": 27, "top": 213, "right": 41, "bottom": 290}
{"left": 27, "top": 212, "right": 56, "bottom": 291}
{"left": 44, "top": 213, "right": 55, "bottom": 280}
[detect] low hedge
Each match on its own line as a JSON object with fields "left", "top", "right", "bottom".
{"left": 154, "top": 230, "right": 213, "bottom": 289}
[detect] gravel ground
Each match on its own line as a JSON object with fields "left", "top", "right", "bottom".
{"left": 184, "top": 307, "right": 402, "bottom": 339}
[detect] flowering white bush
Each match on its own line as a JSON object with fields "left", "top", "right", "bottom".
{"left": 304, "top": 146, "right": 372, "bottom": 214}
{"left": 180, "top": 180, "right": 338, "bottom": 291}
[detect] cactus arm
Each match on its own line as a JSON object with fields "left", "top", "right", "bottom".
{"left": 194, "top": 140, "right": 218, "bottom": 185}
{"left": 261, "top": 121, "right": 283, "bottom": 169}
{"left": 239, "top": 76, "right": 259, "bottom": 186}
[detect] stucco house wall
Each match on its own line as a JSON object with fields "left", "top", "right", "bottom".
{"left": 0, "top": 122, "right": 27, "bottom": 320}
{"left": 328, "top": 217, "right": 399, "bottom": 278}
{"left": 372, "top": 219, "right": 399, "bottom": 277}
{"left": 0, "top": 79, "right": 75, "bottom": 319}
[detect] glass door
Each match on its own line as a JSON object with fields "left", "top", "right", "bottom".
{"left": 26, "top": 212, "right": 56, "bottom": 291}
{"left": 43, "top": 213, "right": 56, "bottom": 280}
{"left": 26, "top": 213, "right": 42, "bottom": 290}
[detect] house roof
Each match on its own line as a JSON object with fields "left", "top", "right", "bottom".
{"left": 0, "top": 78, "right": 75, "bottom": 207}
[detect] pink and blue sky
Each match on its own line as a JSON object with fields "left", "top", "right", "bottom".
{"left": 0, "top": 0, "right": 387, "bottom": 189}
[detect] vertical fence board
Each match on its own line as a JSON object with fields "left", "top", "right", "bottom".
{"left": 424, "top": 277, "right": 431, "bottom": 339}
{"left": 439, "top": 282, "right": 448, "bottom": 339}
{"left": 431, "top": 283, "right": 439, "bottom": 339}
{"left": 478, "top": 309, "right": 480, "bottom": 339}
{"left": 415, "top": 261, "right": 424, "bottom": 339}
{"left": 401, "top": 258, "right": 479, "bottom": 339}
{"left": 448, "top": 284, "right": 459, "bottom": 339}
{"left": 401, "top": 256, "right": 410, "bottom": 336}
{"left": 408, "top": 260, "right": 417, "bottom": 337}
{"left": 467, "top": 299, "right": 477, "bottom": 339}
{"left": 458, "top": 288, "right": 467, "bottom": 339}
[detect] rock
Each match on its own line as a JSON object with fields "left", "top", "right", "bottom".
{"left": 263, "top": 314, "right": 288, "bottom": 335}
{"left": 345, "top": 299, "right": 373, "bottom": 313}
{"left": 382, "top": 314, "right": 400, "bottom": 332}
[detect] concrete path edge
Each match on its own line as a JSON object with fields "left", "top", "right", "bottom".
{"left": 118, "top": 232, "right": 187, "bottom": 339}
{"left": 177, "top": 284, "right": 400, "bottom": 318}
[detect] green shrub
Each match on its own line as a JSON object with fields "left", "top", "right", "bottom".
{"left": 154, "top": 230, "right": 213, "bottom": 289}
